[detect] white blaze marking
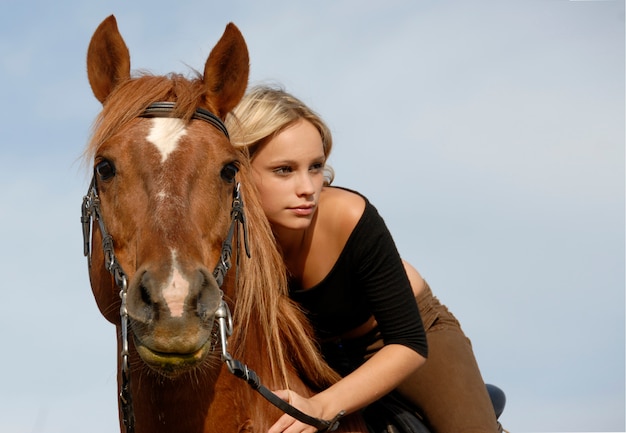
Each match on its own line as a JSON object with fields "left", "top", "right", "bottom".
{"left": 147, "top": 118, "right": 187, "bottom": 163}
{"left": 162, "top": 250, "right": 190, "bottom": 318}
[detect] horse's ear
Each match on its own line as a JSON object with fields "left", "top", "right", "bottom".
{"left": 87, "top": 15, "right": 131, "bottom": 104}
{"left": 202, "top": 23, "right": 249, "bottom": 118}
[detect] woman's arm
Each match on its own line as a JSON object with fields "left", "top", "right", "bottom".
{"left": 269, "top": 190, "right": 428, "bottom": 432}
{"left": 269, "top": 344, "right": 425, "bottom": 433}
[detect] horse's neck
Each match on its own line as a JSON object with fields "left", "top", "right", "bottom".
{"left": 131, "top": 371, "right": 215, "bottom": 432}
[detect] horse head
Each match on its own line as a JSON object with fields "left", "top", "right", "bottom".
{"left": 84, "top": 15, "right": 249, "bottom": 378}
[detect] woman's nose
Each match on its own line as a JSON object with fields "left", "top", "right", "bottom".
{"left": 296, "top": 172, "right": 315, "bottom": 197}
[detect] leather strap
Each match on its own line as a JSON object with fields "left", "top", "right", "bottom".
{"left": 140, "top": 101, "right": 229, "bottom": 138}
{"left": 228, "top": 358, "right": 345, "bottom": 432}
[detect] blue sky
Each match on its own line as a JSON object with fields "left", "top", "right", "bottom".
{"left": 0, "top": 1, "right": 624, "bottom": 432}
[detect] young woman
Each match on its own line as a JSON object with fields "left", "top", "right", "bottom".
{"left": 225, "top": 85, "right": 501, "bottom": 433}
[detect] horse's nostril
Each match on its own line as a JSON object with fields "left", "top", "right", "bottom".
{"left": 197, "top": 271, "right": 221, "bottom": 322}
{"left": 140, "top": 283, "right": 152, "bottom": 306}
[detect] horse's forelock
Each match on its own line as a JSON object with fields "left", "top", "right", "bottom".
{"left": 85, "top": 73, "right": 206, "bottom": 163}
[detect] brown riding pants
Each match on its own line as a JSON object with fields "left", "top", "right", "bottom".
{"left": 323, "top": 283, "right": 501, "bottom": 433}
{"left": 394, "top": 282, "right": 500, "bottom": 433}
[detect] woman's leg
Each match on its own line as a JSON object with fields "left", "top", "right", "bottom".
{"left": 397, "top": 274, "right": 500, "bottom": 433}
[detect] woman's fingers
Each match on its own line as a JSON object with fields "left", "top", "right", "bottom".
{"left": 267, "top": 390, "right": 318, "bottom": 433}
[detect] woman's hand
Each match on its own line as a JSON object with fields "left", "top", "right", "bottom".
{"left": 268, "top": 344, "right": 425, "bottom": 433}
{"left": 268, "top": 390, "right": 327, "bottom": 433}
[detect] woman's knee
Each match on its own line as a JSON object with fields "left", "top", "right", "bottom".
{"left": 402, "top": 259, "right": 426, "bottom": 297}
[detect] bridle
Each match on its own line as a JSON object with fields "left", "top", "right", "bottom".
{"left": 80, "top": 102, "right": 344, "bottom": 433}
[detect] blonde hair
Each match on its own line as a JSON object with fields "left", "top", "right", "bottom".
{"left": 225, "top": 84, "right": 335, "bottom": 184}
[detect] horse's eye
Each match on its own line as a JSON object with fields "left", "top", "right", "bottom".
{"left": 96, "top": 160, "right": 116, "bottom": 181}
{"left": 220, "top": 163, "right": 238, "bottom": 183}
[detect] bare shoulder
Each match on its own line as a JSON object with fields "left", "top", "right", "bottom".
{"left": 300, "top": 188, "right": 367, "bottom": 286}
{"left": 319, "top": 187, "right": 366, "bottom": 235}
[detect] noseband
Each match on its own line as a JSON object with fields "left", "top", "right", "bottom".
{"left": 81, "top": 103, "right": 344, "bottom": 433}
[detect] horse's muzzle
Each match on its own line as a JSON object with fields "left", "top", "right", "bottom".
{"left": 126, "top": 265, "right": 223, "bottom": 376}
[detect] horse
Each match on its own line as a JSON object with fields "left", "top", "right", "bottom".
{"left": 81, "top": 15, "right": 369, "bottom": 433}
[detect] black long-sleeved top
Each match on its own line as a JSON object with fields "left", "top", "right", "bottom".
{"left": 289, "top": 190, "right": 428, "bottom": 369}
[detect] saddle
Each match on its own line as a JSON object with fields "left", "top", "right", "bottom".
{"left": 362, "top": 384, "right": 506, "bottom": 433}
{"left": 363, "top": 392, "right": 430, "bottom": 433}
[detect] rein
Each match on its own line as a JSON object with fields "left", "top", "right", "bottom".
{"left": 81, "top": 103, "right": 344, "bottom": 433}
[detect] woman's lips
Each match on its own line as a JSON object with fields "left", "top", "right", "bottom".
{"left": 290, "top": 205, "right": 315, "bottom": 216}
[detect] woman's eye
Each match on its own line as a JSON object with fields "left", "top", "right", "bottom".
{"left": 273, "top": 166, "right": 292, "bottom": 175}
{"left": 95, "top": 159, "right": 116, "bottom": 181}
{"left": 310, "top": 162, "right": 324, "bottom": 172}
{"left": 220, "top": 162, "right": 239, "bottom": 183}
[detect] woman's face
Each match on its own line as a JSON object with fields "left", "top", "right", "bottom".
{"left": 250, "top": 119, "right": 326, "bottom": 232}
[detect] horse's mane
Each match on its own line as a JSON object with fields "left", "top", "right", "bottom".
{"left": 85, "top": 72, "right": 340, "bottom": 391}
